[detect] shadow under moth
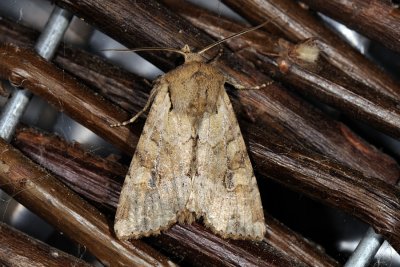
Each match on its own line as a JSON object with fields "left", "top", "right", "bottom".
{"left": 111, "top": 23, "right": 268, "bottom": 241}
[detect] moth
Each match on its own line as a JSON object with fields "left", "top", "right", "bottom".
{"left": 111, "top": 23, "right": 268, "bottom": 241}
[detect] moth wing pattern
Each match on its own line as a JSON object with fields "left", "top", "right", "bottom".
{"left": 187, "top": 90, "right": 266, "bottom": 240}
{"left": 114, "top": 80, "right": 193, "bottom": 239}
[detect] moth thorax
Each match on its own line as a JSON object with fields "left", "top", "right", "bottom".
{"left": 184, "top": 52, "right": 205, "bottom": 63}
{"left": 172, "top": 84, "right": 220, "bottom": 117}
{"left": 169, "top": 63, "right": 224, "bottom": 117}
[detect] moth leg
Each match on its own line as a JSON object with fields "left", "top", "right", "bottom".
{"left": 225, "top": 75, "right": 271, "bottom": 90}
{"left": 208, "top": 49, "right": 223, "bottom": 64}
{"left": 301, "top": 36, "right": 319, "bottom": 45}
{"left": 110, "top": 85, "right": 159, "bottom": 127}
{"left": 260, "top": 52, "right": 280, "bottom": 57}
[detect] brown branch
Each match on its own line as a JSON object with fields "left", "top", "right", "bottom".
{"left": 13, "top": 127, "right": 339, "bottom": 267}
{"left": 55, "top": 48, "right": 152, "bottom": 115}
{"left": 0, "top": 26, "right": 399, "bottom": 251}
{"left": 149, "top": 223, "right": 308, "bottom": 267}
{"left": 0, "top": 139, "right": 175, "bottom": 266}
{"left": 38, "top": 0, "right": 399, "bottom": 184}
{"left": 221, "top": 0, "right": 400, "bottom": 100}
{"left": 0, "top": 17, "right": 152, "bottom": 115}
{"left": 301, "top": 0, "right": 400, "bottom": 54}
{"left": 14, "top": 127, "right": 125, "bottom": 211}
{"left": 12, "top": 122, "right": 400, "bottom": 255}
{"left": 0, "top": 26, "right": 399, "bottom": 253}
{"left": 0, "top": 222, "right": 92, "bottom": 267}
{"left": 243, "top": 119, "right": 400, "bottom": 252}
{"left": 0, "top": 44, "right": 137, "bottom": 154}
{"left": 264, "top": 215, "right": 339, "bottom": 267}
{"left": 163, "top": 0, "right": 400, "bottom": 140}
{"left": 0, "top": 0, "right": 398, "bottom": 262}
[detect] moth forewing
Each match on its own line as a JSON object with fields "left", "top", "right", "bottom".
{"left": 187, "top": 89, "right": 266, "bottom": 239}
{"left": 113, "top": 24, "right": 268, "bottom": 241}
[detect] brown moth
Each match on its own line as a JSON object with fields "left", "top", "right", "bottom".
{"left": 111, "top": 24, "right": 267, "bottom": 241}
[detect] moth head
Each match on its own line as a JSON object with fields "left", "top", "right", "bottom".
{"left": 180, "top": 44, "right": 205, "bottom": 63}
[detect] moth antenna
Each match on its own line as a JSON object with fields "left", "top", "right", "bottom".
{"left": 101, "top": 47, "right": 186, "bottom": 56}
{"left": 197, "top": 20, "right": 270, "bottom": 55}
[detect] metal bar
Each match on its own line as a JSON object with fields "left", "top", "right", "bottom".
{"left": 344, "top": 227, "right": 384, "bottom": 267}
{"left": 0, "top": 6, "right": 73, "bottom": 142}
{"left": 35, "top": 7, "right": 73, "bottom": 60}
{"left": 344, "top": 175, "right": 400, "bottom": 266}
